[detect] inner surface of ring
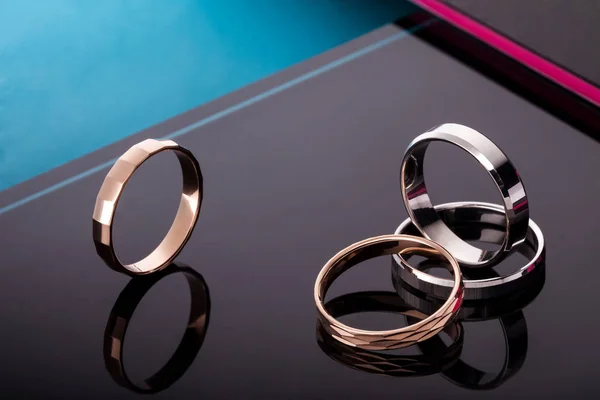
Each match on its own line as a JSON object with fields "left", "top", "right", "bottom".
{"left": 403, "top": 223, "right": 536, "bottom": 266}
{"left": 319, "top": 239, "right": 455, "bottom": 300}
{"left": 400, "top": 209, "right": 538, "bottom": 275}
{"left": 125, "top": 150, "right": 201, "bottom": 273}
{"left": 392, "top": 202, "right": 544, "bottom": 303}
{"left": 402, "top": 141, "right": 502, "bottom": 264}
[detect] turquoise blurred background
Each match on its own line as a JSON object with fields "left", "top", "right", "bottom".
{"left": 0, "top": 0, "right": 413, "bottom": 191}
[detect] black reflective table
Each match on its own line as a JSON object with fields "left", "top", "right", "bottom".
{"left": 0, "top": 10, "right": 599, "bottom": 399}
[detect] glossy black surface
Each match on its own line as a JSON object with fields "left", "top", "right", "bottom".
{"left": 1, "top": 13, "right": 600, "bottom": 399}
{"left": 445, "top": 0, "right": 600, "bottom": 85}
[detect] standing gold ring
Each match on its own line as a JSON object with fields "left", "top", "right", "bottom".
{"left": 93, "top": 139, "right": 202, "bottom": 275}
{"left": 314, "top": 234, "right": 464, "bottom": 350}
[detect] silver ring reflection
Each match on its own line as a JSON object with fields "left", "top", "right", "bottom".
{"left": 392, "top": 201, "right": 544, "bottom": 300}
{"left": 400, "top": 123, "right": 529, "bottom": 267}
{"left": 413, "top": 310, "right": 529, "bottom": 390}
{"left": 401, "top": 267, "right": 543, "bottom": 390}
{"left": 396, "top": 206, "right": 545, "bottom": 390}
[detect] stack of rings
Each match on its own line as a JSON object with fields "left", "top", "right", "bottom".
{"left": 93, "top": 125, "right": 545, "bottom": 390}
{"left": 314, "top": 123, "right": 545, "bottom": 358}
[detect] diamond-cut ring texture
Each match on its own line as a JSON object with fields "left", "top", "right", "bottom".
{"left": 93, "top": 124, "right": 540, "bottom": 354}
{"left": 314, "top": 234, "right": 464, "bottom": 350}
{"left": 314, "top": 123, "right": 541, "bottom": 351}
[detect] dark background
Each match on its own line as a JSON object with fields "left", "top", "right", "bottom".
{"left": 445, "top": 0, "right": 600, "bottom": 85}
{"left": 1, "top": 3, "right": 599, "bottom": 399}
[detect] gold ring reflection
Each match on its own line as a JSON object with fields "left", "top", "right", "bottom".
{"left": 317, "top": 291, "right": 463, "bottom": 377}
{"left": 103, "top": 262, "right": 210, "bottom": 394}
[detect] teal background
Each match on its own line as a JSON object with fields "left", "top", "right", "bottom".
{"left": 0, "top": 0, "right": 412, "bottom": 191}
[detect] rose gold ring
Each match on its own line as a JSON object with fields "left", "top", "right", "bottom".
{"left": 314, "top": 234, "right": 464, "bottom": 350}
{"left": 316, "top": 291, "right": 464, "bottom": 377}
{"left": 93, "top": 139, "right": 202, "bottom": 275}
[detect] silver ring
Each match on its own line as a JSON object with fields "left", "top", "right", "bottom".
{"left": 392, "top": 201, "right": 544, "bottom": 300}
{"left": 394, "top": 254, "right": 545, "bottom": 321}
{"left": 400, "top": 123, "right": 529, "bottom": 267}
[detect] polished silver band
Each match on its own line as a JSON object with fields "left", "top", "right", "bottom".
{"left": 392, "top": 201, "right": 544, "bottom": 300}
{"left": 395, "top": 263, "right": 545, "bottom": 321}
{"left": 400, "top": 123, "right": 529, "bottom": 267}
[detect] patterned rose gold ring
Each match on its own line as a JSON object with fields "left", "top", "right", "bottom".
{"left": 93, "top": 139, "right": 202, "bottom": 275}
{"left": 314, "top": 234, "right": 464, "bottom": 350}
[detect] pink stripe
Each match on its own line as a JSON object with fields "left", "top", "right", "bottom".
{"left": 410, "top": 0, "right": 600, "bottom": 107}
{"left": 407, "top": 183, "right": 427, "bottom": 199}
{"left": 526, "top": 263, "right": 535, "bottom": 274}
{"left": 408, "top": 187, "right": 427, "bottom": 199}
{"left": 513, "top": 198, "right": 529, "bottom": 213}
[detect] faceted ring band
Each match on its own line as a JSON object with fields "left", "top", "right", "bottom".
{"left": 103, "top": 263, "right": 210, "bottom": 394}
{"left": 314, "top": 234, "right": 464, "bottom": 350}
{"left": 392, "top": 201, "right": 545, "bottom": 300}
{"left": 93, "top": 139, "right": 202, "bottom": 275}
{"left": 317, "top": 291, "right": 464, "bottom": 377}
{"left": 401, "top": 123, "right": 529, "bottom": 267}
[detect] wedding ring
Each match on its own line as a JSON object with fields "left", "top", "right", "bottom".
{"left": 103, "top": 263, "right": 210, "bottom": 394}
{"left": 93, "top": 139, "right": 202, "bottom": 275}
{"left": 317, "top": 291, "right": 463, "bottom": 377}
{"left": 314, "top": 234, "right": 464, "bottom": 350}
{"left": 401, "top": 123, "right": 528, "bottom": 267}
{"left": 392, "top": 201, "right": 544, "bottom": 300}
{"left": 402, "top": 259, "right": 538, "bottom": 390}
{"left": 396, "top": 261, "right": 545, "bottom": 321}
{"left": 397, "top": 218, "right": 542, "bottom": 389}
